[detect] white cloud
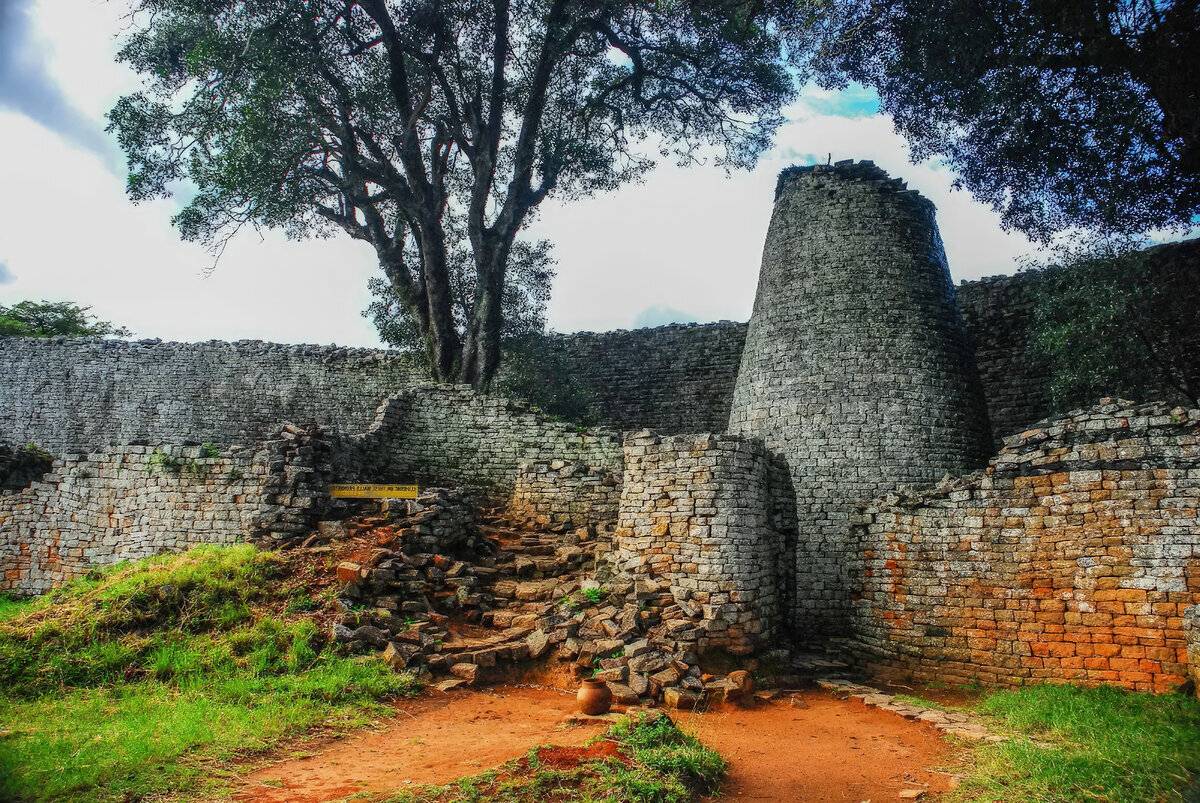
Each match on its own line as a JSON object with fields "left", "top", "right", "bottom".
{"left": 532, "top": 105, "right": 1042, "bottom": 334}
{"left": 1, "top": 3, "right": 1045, "bottom": 347}
{"left": 0, "top": 0, "right": 119, "bottom": 168}
{"left": 631, "top": 306, "right": 699, "bottom": 329}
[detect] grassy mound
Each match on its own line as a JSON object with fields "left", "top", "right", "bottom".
{"left": 382, "top": 711, "right": 726, "bottom": 803}
{"left": 0, "top": 545, "right": 419, "bottom": 803}
{"left": 928, "top": 684, "right": 1200, "bottom": 802}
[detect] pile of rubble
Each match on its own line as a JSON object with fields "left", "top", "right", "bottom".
{"left": 326, "top": 489, "right": 836, "bottom": 707}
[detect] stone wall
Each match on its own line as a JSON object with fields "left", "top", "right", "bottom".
{"left": 343, "top": 386, "right": 625, "bottom": 494}
{"left": 0, "top": 338, "right": 423, "bottom": 453}
{"left": 0, "top": 327, "right": 744, "bottom": 456}
{"left": 612, "top": 431, "right": 785, "bottom": 654}
{"left": 549, "top": 323, "right": 747, "bottom": 432}
{"left": 4, "top": 239, "right": 1197, "bottom": 457}
{"left": 956, "top": 273, "right": 1053, "bottom": 445}
{"left": 507, "top": 460, "right": 621, "bottom": 530}
{"left": 958, "top": 237, "right": 1200, "bottom": 445}
{"left": 0, "top": 425, "right": 333, "bottom": 595}
{"left": 728, "top": 160, "right": 993, "bottom": 642}
{"left": 1186, "top": 606, "right": 1200, "bottom": 697}
{"left": 850, "top": 401, "right": 1200, "bottom": 693}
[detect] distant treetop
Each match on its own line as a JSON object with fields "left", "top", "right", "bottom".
{"left": 0, "top": 300, "right": 133, "bottom": 339}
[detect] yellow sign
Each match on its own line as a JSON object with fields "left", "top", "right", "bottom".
{"left": 328, "top": 484, "right": 419, "bottom": 499}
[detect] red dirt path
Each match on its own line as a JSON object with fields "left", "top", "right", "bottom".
{"left": 693, "top": 689, "right": 958, "bottom": 802}
{"left": 234, "top": 686, "right": 958, "bottom": 803}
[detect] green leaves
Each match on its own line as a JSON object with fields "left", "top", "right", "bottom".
{"left": 1029, "top": 239, "right": 1200, "bottom": 409}
{"left": 110, "top": 0, "right": 804, "bottom": 384}
{"left": 807, "top": 0, "right": 1200, "bottom": 239}
{"left": 0, "top": 301, "right": 131, "bottom": 339}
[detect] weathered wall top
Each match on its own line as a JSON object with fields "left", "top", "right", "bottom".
{"left": 775, "top": 159, "right": 934, "bottom": 212}
{"left": 0, "top": 337, "right": 422, "bottom": 452}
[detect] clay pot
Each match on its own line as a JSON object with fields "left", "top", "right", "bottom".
{"left": 577, "top": 678, "right": 613, "bottom": 715}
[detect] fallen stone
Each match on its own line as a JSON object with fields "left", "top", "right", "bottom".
{"left": 526, "top": 629, "right": 551, "bottom": 659}
{"left": 662, "top": 687, "right": 700, "bottom": 710}
{"left": 651, "top": 667, "right": 681, "bottom": 687}
{"left": 629, "top": 651, "right": 670, "bottom": 674}
{"left": 624, "top": 638, "right": 651, "bottom": 658}
{"left": 449, "top": 663, "right": 480, "bottom": 684}
{"left": 350, "top": 625, "right": 390, "bottom": 648}
{"left": 383, "top": 641, "right": 422, "bottom": 669}
{"left": 608, "top": 682, "right": 639, "bottom": 705}
{"left": 725, "top": 670, "right": 756, "bottom": 703}
{"left": 593, "top": 667, "right": 627, "bottom": 683}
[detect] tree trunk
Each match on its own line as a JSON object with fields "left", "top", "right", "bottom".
{"left": 417, "top": 219, "right": 461, "bottom": 383}
{"left": 380, "top": 253, "right": 434, "bottom": 380}
{"left": 459, "top": 236, "right": 510, "bottom": 389}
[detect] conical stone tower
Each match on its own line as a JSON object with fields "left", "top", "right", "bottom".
{"left": 727, "top": 160, "right": 992, "bottom": 641}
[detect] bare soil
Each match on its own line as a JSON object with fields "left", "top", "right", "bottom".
{"left": 234, "top": 685, "right": 959, "bottom": 803}
{"left": 234, "top": 686, "right": 605, "bottom": 803}
{"left": 693, "top": 689, "right": 959, "bottom": 802}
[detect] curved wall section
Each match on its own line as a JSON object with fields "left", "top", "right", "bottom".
{"left": 728, "top": 160, "right": 992, "bottom": 640}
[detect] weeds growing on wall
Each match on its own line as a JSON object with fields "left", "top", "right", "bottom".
{"left": 0, "top": 545, "right": 419, "bottom": 803}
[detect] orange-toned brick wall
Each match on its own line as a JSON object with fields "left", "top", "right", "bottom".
{"left": 849, "top": 401, "right": 1200, "bottom": 693}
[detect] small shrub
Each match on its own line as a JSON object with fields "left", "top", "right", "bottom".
{"left": 147, "top": 449, "right": 181, "bottom": 473}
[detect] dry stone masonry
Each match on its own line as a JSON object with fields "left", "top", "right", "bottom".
{"left": 0, "top": 338, "right": 423, "bottom": 453}
{"left": 508, "top": 460, "right": 621, "bottom": 530}
{"left": 549, "top": 323, "right": 747, "bottom": 432}
{"left": 613, "top": 432, "right": 787, "bottom": 654}
{"left": 3, "top": 239, "right": 1197, "bottom": 455}
{"left": 3, "top": 158, "right": 1199, "bottom": 702}
{"left": 1186, "top": 606, "right": 1200, "bottom": 697}
{"left": 342, "top": 386, "right": 624, "bottom": 493}
{"left": 728, "top": 160, "right": 993, "bottom": 641}
{"left": 0, "top": 425, "right": 332, "bottom": 595}
{"left": 850, "top": 400, "right": 1200, "bottom": 692}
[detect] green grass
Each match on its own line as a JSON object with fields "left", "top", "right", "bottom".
{"left": 927, "top": 684, "right": 1200, "bottom": 802}
{"left": 0, "top": 545, "right": 419, "bottom": 803}
{"left": 380, "top": 711, "right": 726, "bottom": 803}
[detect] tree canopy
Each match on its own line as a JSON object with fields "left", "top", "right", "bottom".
{"left": 1030, "top": 238, "right": 1200, "bottom": 408}
{"left": 110, "top": 0, "right": 808, "bottom": 385}
{"left": 809, "top": 0, "right": 1200, "bottom": 240}
{"left": 0, "top": 301, "right": 132, "bottom": 339}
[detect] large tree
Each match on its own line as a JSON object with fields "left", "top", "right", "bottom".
{"left": 110, "top": 0, "right": 802, "bottom": 386}
{"left": 807, "top": 0, "right": 1200, "bottom": 240}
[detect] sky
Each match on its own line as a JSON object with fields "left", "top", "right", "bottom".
{"left": 0, "top": 0, "right": 1048, "bottom": 346}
